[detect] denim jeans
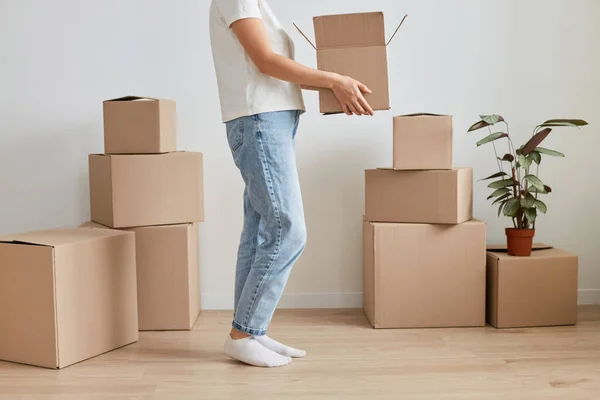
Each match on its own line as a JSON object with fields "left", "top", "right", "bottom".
{"left": 225, "top": 110, "right": 306, "bottom": 336}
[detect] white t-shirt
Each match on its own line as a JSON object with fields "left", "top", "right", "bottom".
{"left": 209, "top": 0, "right": 306, "bottom": 123}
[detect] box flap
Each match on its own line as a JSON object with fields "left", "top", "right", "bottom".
{"left": 396, "top": 112, "right": 451, "bottom": 117}
{"left": 104, "top": 96, "right": 161, "bottom": 102}
{"left": 314, "top": 12, "right": 385, "bottom": 49}
{"left": 487, "top": 243, "right": 553, "bottom": 252}
{"left": 0, "top": 228, "right": 128, "bottom": 248}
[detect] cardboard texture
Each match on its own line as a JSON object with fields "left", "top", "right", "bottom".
{"left": 363, "top": 219, "right": 487, "bottom": 328}
{"left": 0, "top": 228, "right": 138, "bottom": 369}
{"left": 103, "top": 96, "right": 176, "bottom": 154}
{"left": 81, "top": 222, "right": 201, "bottom": 331}
{"left": 296, "top": 12, "right": 406, "bottom": 114}
{"left": 89, "top": 152, "right": 204, "bottom": 228}
{"left": 486, "top": 248, "right": 578, "bottom": 328}
{"left": 393, "top": 114, "right": 453, "bottom": 170}
{"left": 365, "top": 168, "right": 473, "bottom": 224}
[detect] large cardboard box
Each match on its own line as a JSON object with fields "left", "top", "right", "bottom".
{"left": 89, "top": 152, "right": 204, "bottom": 228}
{"left": 363, "top": 219, "right": 486, "bottom": 328}
{"left": 365, "top": 168, "right": 473, "bottom": 224}
{"left": 103, "top": 96, "right": 176, "bottom": 154}
{"left": 393, "top": 113, "right": 453, "bottom": 170}
{"left": 296, "top": 12, "right": 406, "bottom": 114}
{"left": 82, "top": 222, "right": 201, "bottom": 331}
{"left": 486, "top": 247, "right": 578, "bottom": 328}
{"left": 0, "top": 228, "right": 138, "bottom": 369}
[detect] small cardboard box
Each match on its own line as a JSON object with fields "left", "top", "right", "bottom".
{"left": 363, "top": 219, "right": 486, "bottom": 328}
{"left": 103, "top": 96, "right": 176, "bottom": 154}
{"left": 365, "top": 168, "right": 472, "bottom": 224}
{"left": 486, "top": 246, "right": 578, "bottom": 328}
{"left": 0, "top": 228, "right": 138, "bottom": 369}
{"left": 89, "top": 152, "right": 204, "bottom": 228}
{"left": 81, "top": 222, "right": 201, "bottom": 331}
{"left": 296, "top": 12, "right": 406, "bottom": 114}
{"left": 393, "top": 113, "right": 453, "bottom": 170}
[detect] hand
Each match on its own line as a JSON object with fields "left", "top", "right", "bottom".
{"left": 331, "top": 75, "right": 374, "bottom": 116}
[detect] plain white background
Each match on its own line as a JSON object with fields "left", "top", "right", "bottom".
{"left": 1, "top": 0, "right": 599, "bottom": 308}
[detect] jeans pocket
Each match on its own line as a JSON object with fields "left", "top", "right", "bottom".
{"left": 226, "top": 119, "right": 244, "bottom": 153}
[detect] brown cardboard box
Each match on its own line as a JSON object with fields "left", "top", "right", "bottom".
{"left": 363, "top": 219, "right": 486, "bottom": 328}
{"left": 393, "top": 114, "right": 453, "bottom": 170}
{"left": 365, "top": 168, "right": 473, "bottom": 224}
{"left": 82, "top": 221, "right": 201, "bottom": 331}
{"left": 0, "top": 228, "right": 138, "bottom": 369}
{"left": 103, "top": 96, "right": 176, "bottom": 154}
{"left": 486, "top": 247, "right": 578, "bottom": 328}
{"left": 89, "top": 152, "right": 204, "bottom": 228}
{"left": 296, "top": 12, "right": 406, "bottom": 114}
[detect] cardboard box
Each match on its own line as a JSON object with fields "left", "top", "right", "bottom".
{"left": 103, "top": 96, "right": 176, "bottom": 154}
{"left": 486, "top": 247, "right": 578, "bottom": 328}
{"left": 365, "top": 168, "right": 473, "bottom": 224}
{"left": 295, "top": 12, "right": 406, "bottom": 114}
{"left": 0, "top": 228, "right": 138, "bottom": 369}
{"left": 363, "top": 219, "right": 486, "bottom": 328}
{"left": 393, "top": 113, "right": 453, "bottom": 170}
{"left": 82, "top": 221, "right": 201, "bottom": 331}
{"left": 89, "top": 152, "right": 204, "bottom": 228}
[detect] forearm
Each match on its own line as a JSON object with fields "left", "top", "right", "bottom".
{"left": 261, "top": 53, "right": 339, "bottom": 90}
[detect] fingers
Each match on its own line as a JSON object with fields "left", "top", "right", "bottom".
{"left": 358, "top": 94, "right": 374, "bottom": 116}
{"left": 353, "top": 100, "right": 366, "bottom": 116}
{"left": 348, "top": 103, "right": 361, "bottom": 116}
{"left": 356, "top": 81, "right": 372, "bottom": 94}
{"left": 343, "top": 104, "right": 353, "bottom": 116}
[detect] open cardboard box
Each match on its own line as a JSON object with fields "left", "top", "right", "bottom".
{"left": 295, "top": 12, "right": 407, "bottom": 114}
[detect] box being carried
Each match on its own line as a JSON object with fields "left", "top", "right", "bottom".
{"left": 295, "top": 12, "right": 407, "bottom": 114}
{"left": 0, "top": 228, "right": 138, "bottom": 369}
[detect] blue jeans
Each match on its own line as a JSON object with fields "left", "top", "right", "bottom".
{"left": 225, "top": 110, "right": 306, "bottom": 336}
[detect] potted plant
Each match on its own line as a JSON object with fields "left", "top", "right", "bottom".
{"left": 468, "top": 115, "right": 588, "bottom": 256}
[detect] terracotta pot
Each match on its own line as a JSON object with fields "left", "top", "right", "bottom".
{"left": 505, "top": 228, "right": 535, "bottom": 256}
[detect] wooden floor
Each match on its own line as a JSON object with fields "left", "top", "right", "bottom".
{"left": 1, "top": 307, "right": 600, "bottom": 400}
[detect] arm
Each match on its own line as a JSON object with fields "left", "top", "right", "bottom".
{"left": 231, "top": 18, "right": 373, "bottom": 116}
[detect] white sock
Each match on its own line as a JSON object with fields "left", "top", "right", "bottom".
{"left": 254, "top": 335, "right": 307, "bottom": 358}
{"left": 224, "top": 336, "right": 292, "bottom": 367}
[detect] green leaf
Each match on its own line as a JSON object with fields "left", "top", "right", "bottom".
{"left": 487, "top": 187, "right": 510, "bottom": 200}
{"left": 541, "top": 119, "right": 588, "bottom": 127}
{"left": 468, "top": 120, "right": 489, "bottom": 132}
{"left": 488, "top": 178, "right": 516, "bottom": 189}
{"left": 522, "top": 128, "right": 552, "bottom": 155}
{"left": 498, "top": 153, "right": 515, "bottom": 162}
{"left": 524, "top": 207, "right": 537, "bottom": 223}
{"left": 530, "top": 151, "right": 541, "bottom": 165}
{"left": 518, "top": 154, "right": 532, "bottom": 169}
{"left": 492, "top": 193, "right": 512, "bottom": 205}
{"left": 479, "top": 115, "right": 505, "bottom": 125}
{"left": 529, "top": 186, "right": 548, "bottom": 195}
{"left": 521, "top": 193, "right": 536, "bottom": 208}
{"left": 477, "top": 132, "right": 508, "bottom": 147}
{"left": 480, "top": 171, "right": 509, "bottom": 181}
{"left": 503, "top": 198, "right": 520, "bottom": 217}
{"left": 535, "top": 199, "right": 547, "bottom": 214}
{"left": 498, "top": 201, "right": 507, "bottom": 217}
{"left": 535, "top": 147, "right": 565, "bottom": 157}
{"left": 524, "top": 174, "right": 545, "bottom": 191}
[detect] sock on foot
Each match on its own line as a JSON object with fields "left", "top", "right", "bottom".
{"left": 254, "top": 335, "right": 307, "bottom": 358}
{"left": 224, "top": 336, "right": 292, "bottom": 367}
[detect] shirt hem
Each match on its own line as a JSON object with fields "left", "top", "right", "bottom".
{"left": 222, "top": 104, "right": 306, "bottom": 123}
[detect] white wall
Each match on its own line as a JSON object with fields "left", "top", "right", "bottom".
{"left": 1, "top": 0, "right": 599, "bottom": 308}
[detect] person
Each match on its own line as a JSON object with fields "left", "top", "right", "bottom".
{"left": 209, "top": 0, "right": 374, "bottom": 368}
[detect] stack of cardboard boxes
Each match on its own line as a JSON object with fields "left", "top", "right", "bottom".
{"left": 88, "top": 96, "right": 204, "bottom": 332}
{"left": 363, "top": 114, "right": 487, "bottom": 329}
